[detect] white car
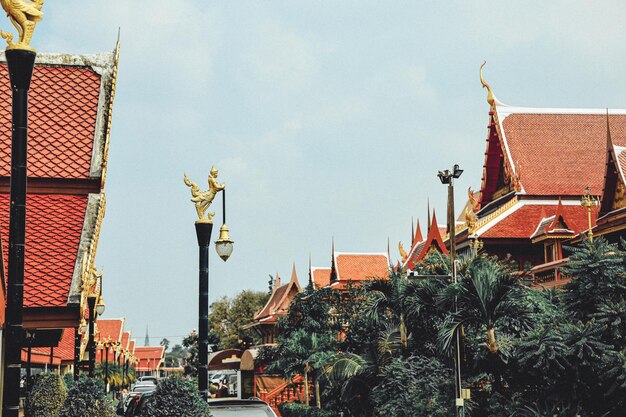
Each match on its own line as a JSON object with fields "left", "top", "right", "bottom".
{"left": 207, "top": 398, "right": 278, "bottom": 417}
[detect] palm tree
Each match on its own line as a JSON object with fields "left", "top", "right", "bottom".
{"left": 437, "top": 256, "right": 530, "bottom": 354}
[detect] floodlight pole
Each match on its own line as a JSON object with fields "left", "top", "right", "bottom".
{"left": 438, "top": 164, "right": 465, "bottom": 417}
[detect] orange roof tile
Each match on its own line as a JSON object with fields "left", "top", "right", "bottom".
{"left": 405, "top": 212, "right": 449, "bottom": 270}
{"left": 0, "top": 194, "right": 88, "bottom": 307}
{"left": 497, "top": 111, "right": 626, "bottom": 196}
{"left": 0, "top": 64, "right": 101, "bottom": 179}
{"left": 134, "top": 346, "right": 165, "bottom": 371}
{"left": 333, "top": 252, "right": 389, "bottom": 282}
{"left": 56, "top": 328, "right": 77, "bottom": 362}
{"left": 310, "top": 267, "right": 331, "bottom": 289}
{"left": 95, "top": 318, "right": 124, "bottom": 344}
{"left": 254, "top": 267, "right": 300, "bottom": 320}
{"left": 121, "top": 331, "right": 131, "bottom": 350}
{"left": 482, "top": 203, "right": 592, "bottom": 239}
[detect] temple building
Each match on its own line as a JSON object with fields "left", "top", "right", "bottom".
{"left": 0, "top": 42, "right": 120, "bottom": 374}
{"left": 402, "top": 66, "right": 626, "bottom": 287}
{"left": 244, "top": 265, "right": 301, "bottom": 346}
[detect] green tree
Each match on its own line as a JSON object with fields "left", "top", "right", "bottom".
{"left": 59, "top": 377, "right": 115, "bottom": 417}
{"left": 27, "top": 373, "right": 66, "bottom": 417}
{"left": 143, "top": 378, "right": 211, "bottom": 417}
{"left": 182, "top": 330, "right": 198, "bottom": 377}
{"left": 208, "top": 290, "right": 269, "bottom": 349}
{"left": 437, "top": 255, "right": 530, "bottom": 354}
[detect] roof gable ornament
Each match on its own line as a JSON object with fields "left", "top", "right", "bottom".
{"left": 480, "top": 61, "right": 499, "bottom": 108}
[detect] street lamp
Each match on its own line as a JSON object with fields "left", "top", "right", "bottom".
{"left": 438, "top": 164, "right": 465, "bottom": 417}
{"left": 1, "top": 4, "right": 44, "bottom": 415}
{"left": 96, "top": 295, "right": 106, "bottom": 316}
{"left": 184, "top": 168, "right": 233, "bottom": 400}
{"left": 87, "top": 295, "right": 97, "bottom": 377}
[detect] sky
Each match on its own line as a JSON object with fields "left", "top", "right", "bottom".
{"left": 31, "top": 1, "right": 626, "bottom": 347}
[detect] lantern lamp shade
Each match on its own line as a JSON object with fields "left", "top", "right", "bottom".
{"left": 215, "top": 223, "right": 234, "bottom": 261}
{"left": 216, "top": 239, "right": 234, "bottom": 261}
{"left": 96, "top": 301, "right": 105, "bottom": 316}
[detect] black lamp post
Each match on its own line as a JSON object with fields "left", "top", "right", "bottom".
{"left": 87, "top": 295, "right": 97, "bottom": 377}
{"left": 437, "top": 164, "right": 465, "bottom": 417}
{"left": 186, "top": 170, "right": 233, "bottom": 400}
{"left": 1, "top": 46, "right": 37, "bottom": 417}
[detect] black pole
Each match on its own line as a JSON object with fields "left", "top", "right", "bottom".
{"left": 74, "top": 327, "right": 81, "bottom": 381}
{"left": 105, "top": 345, "right": 109, "bottom": 392}
{"left": 2, "top": 49, "right": 36, "bottom": 417}
{"left": 448, "top": 177, "right": 464, "bottom": 417}
{"left": 195, "top": 222, "right": 213, "bottom": 400}
{"left": 88, "top": 296, "right": 96, "bottom": 377}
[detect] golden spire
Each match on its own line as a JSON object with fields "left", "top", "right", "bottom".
{"left": 0, "top": 0, "right": 44, "bottom": 51}
{"left": 480, "top": 61, "right": 496, "bottom": 107}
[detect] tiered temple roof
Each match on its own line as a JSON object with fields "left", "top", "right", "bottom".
{"left": 0, "top": 46, "right": 119, "bottom": 341}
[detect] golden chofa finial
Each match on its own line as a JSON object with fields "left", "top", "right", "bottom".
{"left": 184, "top": 169, "right": 225, "bottom": 223}
{"left": 480, "top": 61, "right": 496, "bottom": 107}
{"left": 0, "top": 0, "right": 44, "bottom": 52}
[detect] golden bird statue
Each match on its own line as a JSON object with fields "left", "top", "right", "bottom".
{"left": 0, "top": 0, "right": 44, "bottom": 51}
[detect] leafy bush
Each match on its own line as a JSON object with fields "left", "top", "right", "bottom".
{"left": 143, "top": 377, "right": 210, "bottom": 417}
{"left": 27, "top": 373, "right": 67, "bottom": 417}
{"left": 278, "top": 402, "right": 335, "bottom": 417}
{"left": 371, "top": 355, "right": 455, "bottom": 417}
{"left": 62, "top": 372, "right": 75, "bottom": 391}
{"left": 59, "top": 377, "right": 115, "bottom": 417}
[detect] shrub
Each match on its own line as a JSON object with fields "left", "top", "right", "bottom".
{"left": 27, "top": 373, "right": 67, "bottom": 417}
{"left": 143, "top": 377, "right": 210, "bottom": 417}
{"left": 62, "top": 373, "right": 75, "bottom": 391}
{"left": 279, "top": 402, "right": 335, "bottom": 417}
{"left": 59, "top": 377, "right": 115, "bottom": 417}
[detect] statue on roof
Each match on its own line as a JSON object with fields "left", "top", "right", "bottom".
{"left": 0, "top": 0, "right": 44, "bottom": 51}
{"left": 184, "top": 167, "right": 225, "bottom": 223}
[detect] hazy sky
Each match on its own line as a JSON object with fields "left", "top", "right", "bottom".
{"left": 32, "top": 1, "right": 626, "bottom": 347}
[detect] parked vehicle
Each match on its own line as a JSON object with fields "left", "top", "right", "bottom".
{"left": 121, "top": 391, "right": 154, "bottom": 416}
{"left": 207, "top": 398, "right": 278, "bottom": 417}
{"left": 123, "top": 383, "right": 157, "bottom": 413}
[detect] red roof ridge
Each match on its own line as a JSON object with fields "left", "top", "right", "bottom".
{"left": 405, "top": 211, "right": 449, "bottom": 270}
{"left": 412, "top": 220, "right": 423, "bottom": 248}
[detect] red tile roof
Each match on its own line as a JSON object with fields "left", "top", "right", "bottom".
{"left": 129, "top": 340, "right": 136, "bottom": 355}
{"left": 0, "top": 64, "right": 101, "bottom": 179}
{"left": 310, "top": 267, "right": 331, "bottom": 289}
{"left": 0, "top": 194, "right": 87, "bottom": 307}
{"left": 56, "top": 327, "right": 77, "bottom": 362}
{"left": 254, "top": 266, "right": 300, "bottom": 320}
{"left": 482, "top": 203, "right": 592, "bottom": 239}
{"left": 121, "top": 331, "right": 131, "bottom": 350}
{"left": 333, "top": 252, "right": 389, "bottom": 283}
{"left": 405, "top": 212, "right": 449, "bottom": 270}
{"left": 134, "top": 346, "right": 165, "bottom": 371}
{"left": 21, "top": 347, "right": 61, "bottom": 365}
{"left": 497, "top": 111, "right": 626, "bottom": 196}
{"left": 95, "top": 318, "right": 124, "bottom": 344}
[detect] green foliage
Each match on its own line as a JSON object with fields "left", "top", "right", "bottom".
{"left": 371, "top": 356, "right": 454, "bottom": 417}
{"left": 182, "top": 330, "right": 199, "bottom": 377}
{"left": 27, "top": 373, "right": 67, "bottom": 417}
{"left": 563, "top": 238, "right": 626, "bottom": 320}
{"left": 142, "top": 377, "right": 210, "bottom": 417}
{"left": 62, "top": 373, "right": 75, "bottom": 391}
{"left": 209, "top": 290, "right": 270, "bottom": 348}
{"left": 262, "top": 237, "right": 626, "bottom": 417}
{"left": 59, "top": 377, "right": 115, "bottom": 417}
{"left": 278, "top": 402, "right": 335, "bottom": 417}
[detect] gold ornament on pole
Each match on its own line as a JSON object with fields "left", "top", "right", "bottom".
{"left": 581, "top": 186, "right": 599, "bottom": 242}
{"left": 184, "top": 167, "right": 225, "bottom": 223}
{"left": 0, "top": 0, "right": 44, "bottom": 51}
